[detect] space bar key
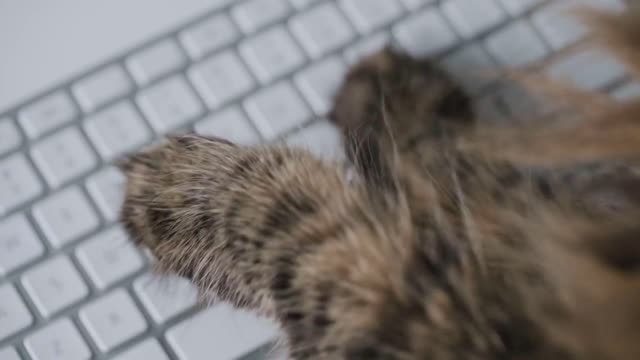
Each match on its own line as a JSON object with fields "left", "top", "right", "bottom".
{"left": 165, "top": 304, "right": 279, "bottom": 360}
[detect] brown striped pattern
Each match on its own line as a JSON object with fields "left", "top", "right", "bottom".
{"left": 118, "top": 9, "right": 640, "bottom": 360}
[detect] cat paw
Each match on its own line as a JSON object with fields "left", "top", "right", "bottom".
{"left": 330, "top": 47, "right": 473, "bottom": 151}
{"left": 116, "top": 134, "right": 236, "bottom": 276}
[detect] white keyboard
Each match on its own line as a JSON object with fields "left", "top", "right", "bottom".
{"left": 0, "top": 0, "right": 637, "bottom": 359}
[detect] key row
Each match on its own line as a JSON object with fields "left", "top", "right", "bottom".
{"left": 0, "top": 259, "right": 198, "bottom": 340}
{"left": 0, "top": 283, "right": 277, "bottom": 360}
{"left": 0, "top": 78, "right": 297, "bottom": 211}
{"left": 183, "top": 0, "right": 442, "bottom": 62}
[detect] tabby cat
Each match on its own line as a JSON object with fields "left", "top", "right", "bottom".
{"left": 118, "top": 6, "right": 640, "bottom": 360}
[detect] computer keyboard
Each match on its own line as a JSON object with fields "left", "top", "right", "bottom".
{"left": 0, "top": 0, "right": 637, "bottom": 359}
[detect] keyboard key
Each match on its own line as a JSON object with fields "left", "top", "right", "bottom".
{"left": 86, "top": 167, "right": 126, "bottom": 223}
{"left": 612, "top": 82, "right": 640, "bottom": 101}
{"left": 0, "top": 347, "right": 20, "bottom": 360}
{"left": 0, "top": 154, "right": 43, "bottom": 214}
{"left": 24, "top": 318, "right": 92, "bottom": 360}
{"left": 0, "top": 285, "right": 33, "bottom": 341}
{"left": 76, "top": 226, "right": 144, "bottom": 290}
{"left": 32, "top": 186, "right": 99, "bottom": 248}
{"left": 113, "top": 339, "right": 169, "bottom": 360}
{"left": 232, "top": 0, "right": 292, "bottom": 33}
{"left": 73, "top": 65, "right": 134, "bottom": 112}
{"left": 84, "top": 101, "right": 152, "bottom": 160}
{"left": 133, "top": 273, "right": 198, "bottom": 324}
{"left": 442, "top": 0, "right": 507, "bottom": 39}
{"left": 79, "top": 289, "right": 148, "bottom": 353}
{"left": 290, "top": 3, "right": 355, "bottom": 58}
{"left": 393, "top": 8, "right": 458, "bottom": 57}
{"left": 195, "top": 107, "right": 261, "bottom": 145}
{"left": 189, "top": 51, "right": 255, "bottom": 109}
{"left": 31, "top": 127, "right": 98, "bottom": 188}
{"left": 495, "top": 82, "right": 555, "bottom": 119}
{"left": 343, "top": 32, "right": 391, "bottom": 64}
{"left": 0, "top": 214, "right": 44, "bottom": 275}
{"left": 240, "top": 27, "right": 306, "bottom": 84}
{"left": 339, "top": 0, "right": 404, "bottom": 34}
{"left": 400, "top": 0, "right": 436, "bottom": 10}
{"left": 286, "top": 121, "right": 343, "bottom": 159}
{"left": 18, "top": 92, "right": 77, "bottom": 139}
{"left": 532, "top": 3, "right": 588, "bottom": 50}
{"left": 497, "top": 0, "right": 543, "bottom": 15}
{"left": 548, "top": 49, "right": 626, "bottom": 91}
{"left": 485, "top": 21, "right": 549, "bottom": 67}
{"left": 244, "top": 82, "right": 311, "bottom": 140}
{"left": 294, "top": 56, "right": 348, "bottom": 115}
{"left": 166, "top": 304, "right": 278, "bottom": 360}
{"left": 0, "top": 118, "right": 21, "bottom": 155}
{"left": 180, "top": 14, "right": 240, "bottom": 59}
{"left": 442, "top": 44, "right": 499, "bottom": 93}
{"left": 533, "top": 0, "right": 626, "bottom": 44}
{"left": 22, "top": 256, "right": 89, "bottom": 317}
{"left": 127, "top": 40, "right": 187, "bottom": 85}
{"left": 137, "top": 76, "right": 204, "bottom": 134}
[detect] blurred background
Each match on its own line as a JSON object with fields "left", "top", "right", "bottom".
{"left": 0, "top": 0, "right": 636, "bottom": 359}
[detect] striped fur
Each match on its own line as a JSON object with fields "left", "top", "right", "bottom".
{"left": 119, "top": 7, "right": 640, "bottom": 360}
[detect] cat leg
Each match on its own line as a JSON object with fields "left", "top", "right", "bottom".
{"left": 118, "top": 135, "right": 428, "bottom": 359}
{"left": 330, "top": 48, "right": 474, "bottom": 173}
